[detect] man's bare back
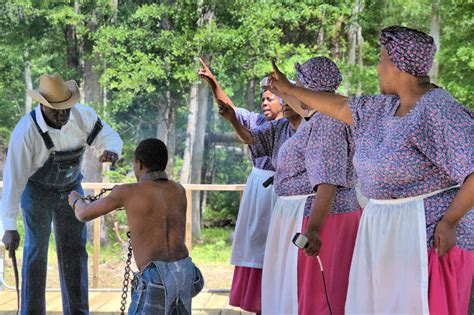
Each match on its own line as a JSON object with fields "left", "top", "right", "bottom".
{"left": 70, "top": 139, "right": 204, "bottom": 312}
{"left": 117, "top": 178, "right": 189, "bottom": 270}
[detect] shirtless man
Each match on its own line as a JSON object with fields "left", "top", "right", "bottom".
{"left": 68, "top": 138, "right": 204, "bottom": 314}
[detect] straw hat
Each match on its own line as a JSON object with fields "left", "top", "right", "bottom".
{"left": 27, "top": 73, "right": 80, "bottom": 110}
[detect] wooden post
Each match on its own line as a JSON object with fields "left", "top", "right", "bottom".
{"left": 185, "top": 189, "right": 193, "bottom": 254}
{"left": 92, "top": 188, "right": 101, "bottom": 288}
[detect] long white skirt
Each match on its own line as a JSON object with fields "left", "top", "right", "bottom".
{"left": 231, "top": 167, "right": 277, "bottom": 268}
{"left": 345, "top": 187, "right": 456, "bottom": 314}
{"left": 262, "top": 194, "right": 312, "bottom": 315}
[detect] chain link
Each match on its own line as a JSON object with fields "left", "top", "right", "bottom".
{"left": 83, "top": 187, "right": 114, "bottom": 202}
{"left": 120, "top": 231, "right": 133, "bottom": 315}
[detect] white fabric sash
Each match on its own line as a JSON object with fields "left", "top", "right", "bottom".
{"left": 262, "top": 194, "right": 313, "bottom": 315}
{"left": 231, "top": 167, "right": 277, "bottom": 268}
{"left": 345, "top": 185, "right": 458, "bottom": 314}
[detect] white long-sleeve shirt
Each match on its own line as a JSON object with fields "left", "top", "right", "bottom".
{"left": 1, "top": 103, "right": 123, "bottom": 230}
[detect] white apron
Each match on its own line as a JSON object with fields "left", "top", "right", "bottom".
{"left": 231, "top": 167, "right": 278, "bottom": 268}
{"left": 262, "top": 194, "right": 312, "bottom": 315}
{"left": 345, "top": 186, "right": 458, "bottom": 314}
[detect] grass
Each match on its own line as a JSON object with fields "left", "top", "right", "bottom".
{"left": 192, "top": 227, "right": 233, "bottom": 264}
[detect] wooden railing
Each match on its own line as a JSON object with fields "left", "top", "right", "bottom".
{"left": 0, "top": 181, "right": 245, "bottom": 288}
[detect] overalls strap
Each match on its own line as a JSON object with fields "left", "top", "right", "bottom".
{"left": 87, "top": 118, "right": 103, "bottom": 145}
{"left": 30, "top": 110, "right": 54, "bottom": 150}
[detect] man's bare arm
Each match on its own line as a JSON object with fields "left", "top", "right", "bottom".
{"left": 69, "top": 185, "right": 127, "bottom": 222}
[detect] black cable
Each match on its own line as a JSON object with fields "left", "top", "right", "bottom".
{"left": 292, "top": 234, "right": 333, "bottom": 315}
{"left": 320, "top": 269, "right": 333, "bottom": 315}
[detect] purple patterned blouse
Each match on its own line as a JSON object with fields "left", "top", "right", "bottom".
{"left": 274, "top": 113, "right": 360, "bottom": 216}
{"left": 250, "top": 118, "right": 297, "bottom": 169}
{"left": 349, "top": 88, "right": 473, "bottom": 251}
{"left": 235, "top": 107, "right": 274, "bottom": 171}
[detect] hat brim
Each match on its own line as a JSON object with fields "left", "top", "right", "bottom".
{"left": 27, "top": 80, "right": 80, "bottom": 110}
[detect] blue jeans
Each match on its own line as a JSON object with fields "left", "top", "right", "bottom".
{"left": 128, "top": 257, "right": 204, "bottom": 314}
{"left": 20, "top": 182, "right": 89, "bottom": 315}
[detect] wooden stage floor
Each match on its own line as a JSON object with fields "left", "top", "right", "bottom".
{"left": 0, "top": 290, "right": 254, "bottom": 314}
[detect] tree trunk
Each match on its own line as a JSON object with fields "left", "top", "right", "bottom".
{"left": 179, "top": 1, "right": 213, "bottom": 238}
{"left": 332, "top": 16, "right": 344, "bottom": 59}
{"left": 180, "top": 81, "right": 210, "bottom": 238}
{"left": 24, "top": 59, "right": 32, "bottom": 114}
{"left": 0, "top": 140, "right": 6, "bottom": 179}
{"left": 357, "top": 26, "right": 364, "bottom": 95}
{"left": 430, "top": 0, "right": 440, "bottom": 82}
{"left": 155, "top": 88, "right": 177, "bottom": 178}
{"left": 345, "top": 0, "right": 362, "bottom": 94}
{"left": 165, "top": 90, "right": 177, "bottom": 178}
{"left": 82, "top": 16, "right": 105, "bottom": 185}
{"left": 246, "top": 78, "right": 256, "bottom": 110}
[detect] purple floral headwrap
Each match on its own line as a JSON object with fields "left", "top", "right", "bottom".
{"left": 380, "top": 26, "right": 437, "bottom": 77}
{"left": 295, "top": 57, "right": 342, "bottom": 92}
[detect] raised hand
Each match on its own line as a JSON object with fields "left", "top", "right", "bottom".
{"left": 198, "top": 57, "right": 234, "bottom": 108}
{"left": 198, "top": 57, "right": 217, "bottom": 90}
{"left": 268, "top": 59, "right": 294, "bottom": 94}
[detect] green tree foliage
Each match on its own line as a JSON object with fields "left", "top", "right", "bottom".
{"left": 0, "top": 0, "right": 472, "bottom": 226}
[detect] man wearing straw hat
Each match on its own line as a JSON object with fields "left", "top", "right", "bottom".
{"left": 1, "top": 73, "right": 123, "bottom": 314}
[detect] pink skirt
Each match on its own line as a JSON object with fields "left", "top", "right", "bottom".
{"left": 428, "top": 246, "right": 473, "bottom": 315}
{"left": 229, "top": 266, "right": 262, "bottom": 313}
{"left": 297, "top": 209, "right": 362, "bottom": 315}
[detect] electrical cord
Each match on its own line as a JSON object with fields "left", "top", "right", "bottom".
{"left": 316, "top": 255, "right": 332, "bottom": 315}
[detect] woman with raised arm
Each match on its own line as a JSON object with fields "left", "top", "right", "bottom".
{"left": 269, "top": 26, "right": 473, "bottom": 314}
{"left": 198, "top": 59, "right": 285, "bottom": 314}
{"left": 260, "top": 57, "right": 361, "bottom": 314}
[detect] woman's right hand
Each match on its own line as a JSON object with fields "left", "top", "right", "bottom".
{"left": 268, "top": 60, "right": 294, "bottom": 94}
{"left": 303, "top": 225, "right": 322, "bottom": 256}
{"left": 198, "top": 58, "right": 217, "bottom": 89}
{"left": 217, "top": 99, "right": 236, "bottom": 121}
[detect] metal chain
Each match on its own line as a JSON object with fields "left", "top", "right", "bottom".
{"left": 83, "top": 187, "right": 114, "bottom": 202}
{"left": 120, "top": 231, "right": 133, "bottom": 315}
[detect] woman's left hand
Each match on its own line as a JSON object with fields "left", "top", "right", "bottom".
{"left": 434, "top": 218, "right": 457, "bottom": 257}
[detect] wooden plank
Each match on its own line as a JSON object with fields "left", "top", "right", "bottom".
{"left": 185, "top": 189, "right": 193, "bottom": 253}
{"left": 89, "top": 292, "right": 117, "bottom": 311}
{"left": 45, "top": 292, "right": 65, "bottom": 312}
{"left": 76, "top": 182, "right": 246, "bottom": 192}
{"left": 93, "top": 189, "right": 101, "bottom": 288}
{"left": 0, "top": 292, "right": 238, "bottom": 313}
{"left": 93, "top": 292, "right": 125, "bottom": 311}
{"left": 0, "top": 291, "right": 16, "bottom": 304}
{"left": 192, "top": 291, "right": 213, "bottom": 309}
{"left": 183, "top": 184, "right": 245, "bottom": 191}
{"left": 223, "top": 305, "right": 255, "bottom": 315}
{"left": 203, "top": 292, "right": 230, "bottom": 309}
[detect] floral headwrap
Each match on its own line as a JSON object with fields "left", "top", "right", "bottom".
{"left": 295, "top": 57, "right": 342, "bottom": 92}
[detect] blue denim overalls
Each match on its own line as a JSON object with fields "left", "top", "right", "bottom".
{"left": 128, "top": 257, "right": 204, "bottom": 314}
{"left": 20, "top": 110, "right": 102, "bottom": 315}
